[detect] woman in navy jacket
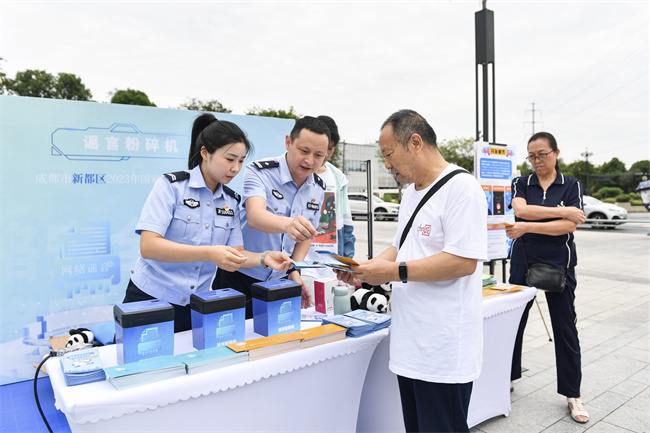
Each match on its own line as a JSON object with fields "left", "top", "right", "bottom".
{"left": 506, "top": 132, "right": 589, "bottom": 423}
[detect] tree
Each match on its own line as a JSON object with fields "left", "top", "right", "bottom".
{"left": 0, "top": 58, "right": 7, "bottom": 95}
{"left": 629, "top": 160, "right": 650, "bottom": 175}
{"left": 179, "top": 98, "right": 231, "bottom": 113}
{"left": 110, "top": 89, "right": 156, "bottom": 107}
{"left": 3, "top": 69, "right": 92, "bottom": 100}
{"left": 54, "top": 72, "right": 92, "bottom": 101}
{"left": 598, "top": 157, "right": 627, "bottom": 174}
{"left": 328, "top": 145, "right": 343, "bottom": 170}
{"left": 438, "top": 137, "right": 475, "bottom": 172}
{"left": 516, "top": 161, "right": 532, "bottom": 177}
{"left": 245, "top": 106, "right": 300, "bottom": 119}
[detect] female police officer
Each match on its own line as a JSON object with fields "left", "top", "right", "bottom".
{"left": 506, "top": 132, "right": 589, "bottom": 423}
{"left": 122, "top": 113, "right": 292, "bottom": 332}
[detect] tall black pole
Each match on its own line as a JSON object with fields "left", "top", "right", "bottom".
{"left": 475, "top": 1, "right": 495, "bottom": 144}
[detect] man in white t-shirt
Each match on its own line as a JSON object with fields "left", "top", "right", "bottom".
{"left": 337, "top": 109, "right": 487, "bottom": 433}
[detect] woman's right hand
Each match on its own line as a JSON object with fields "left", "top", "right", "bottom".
{"left": 208, "top": 246, "right": 248, "bottom": 272}
{"left": 562, "top": 206, "right": 586, "bottom": 224}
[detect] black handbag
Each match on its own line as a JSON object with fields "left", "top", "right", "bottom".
{"left": 520, "top": 239, "right": 567, "bottom": 293}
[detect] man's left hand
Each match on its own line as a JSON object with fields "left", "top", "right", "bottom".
{"left": 351, "top": 258, "right": 395, "bottom": 286}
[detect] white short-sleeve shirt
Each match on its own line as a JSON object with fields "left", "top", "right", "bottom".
{"left": 389, "top": 164, "right": 488, "bottom": 383}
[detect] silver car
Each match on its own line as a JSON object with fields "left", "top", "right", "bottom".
{"left": 583, "top": 196, "right": 628, "bottom": 228}
{"left": 348, "top": 193, "right": 400, "bottom": 221}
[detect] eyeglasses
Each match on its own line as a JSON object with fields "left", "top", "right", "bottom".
{"left": 526, "top": 150, "right": 555, "bottom": 162}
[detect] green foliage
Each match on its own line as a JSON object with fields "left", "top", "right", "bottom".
{"left": 437, "top": 137, "right": 475, "bottom": 172}
{"left": 598, "top": 157, "right": 627, "bottom": 174}
{"left": 597, "top": 187, "right": 624, "bottom": 198}
{"left": 603, "top": 197, "right": 616, "bottom": 204}
{"left": 629, "top": 192, "right": 640, "bottom": 200}
{"left": 3, "top": 69, "right": 92, "bottom": 100}
{"left": 615, "top": 194, "right": 630, "bottom": 203}
{"left": 629, "top": 160, "right": 650, "bottom": 174}
{"left": 179, "top": 98, "right": 231, "bottom": 113}
{"left": 110, "top": 89, "right": 156, "bottom": 107}
{"left": 592, "top": 192, "right": 602, "bottom": 199}
{"left": 631, "top": 199, "right": 643, "bottom": 206}
{"left": 517, "top": 161, "right": 532, "bottom": 176}
{"left": 328, "top": 145, "right": 343, "bottom": 170}
{"left": 245, "top": 106, "right": 300, "bottom": 119}
{"left": 54, "top": 73, "right": 92, "bottom": 101}
{"left": 0, "top": 57, "right": 7, "bottom": 95}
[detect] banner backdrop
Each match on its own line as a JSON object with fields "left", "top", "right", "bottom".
{"left": 0, "top": 95, "right": 293, "bottom": 384}
{"left": 474, "top": 142, "right": 518, "bottom": 261}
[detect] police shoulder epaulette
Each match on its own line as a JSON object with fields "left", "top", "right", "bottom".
{"left": 313, "top": 173, "right": 325, "bottom": 189}
{"left": 223, "top": 185, "right": 241, "bottom": 202}
{"left": 163, "top": 171, "right": 190, "bottom": 183}
{"left": 252, "top": 160, "right": 280, "bottom": 170}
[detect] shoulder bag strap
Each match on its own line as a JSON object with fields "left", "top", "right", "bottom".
{"left": 398, "top": 169, "right": 468, "bottom": 249}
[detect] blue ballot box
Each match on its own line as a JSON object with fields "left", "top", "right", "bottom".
{"left": 190, "top": 289, "right": 246, "bottom": 350}
{"left": 114, "top": 299, "right": 175, "bottom": 365}
{"left": 252, "top": 280, "right": 301, "bottom": 337}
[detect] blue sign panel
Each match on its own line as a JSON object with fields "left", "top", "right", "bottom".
{"left": 0, "top": 95, "right": 292, "bottom": 384}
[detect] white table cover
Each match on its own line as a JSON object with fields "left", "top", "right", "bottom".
{"left": 357, "top": 286, "right": 537, "bottom": 432}
{"left": 47, "top": 319, "right": 388, "bottom": 432}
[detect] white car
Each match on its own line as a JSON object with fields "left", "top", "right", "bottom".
{"left": 348, "top": 193, "right": 400, "bottom": 221}
{"left": 583, "top": 196, "right": 628, "bottom": 228}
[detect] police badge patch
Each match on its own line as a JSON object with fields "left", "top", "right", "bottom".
{"left": 184, "top": 198, "right": 200, "bottom": 208}
{"left": 272, "top": 189, "right": 284, "bottom": 200}
{"left": 306, "top": 202, "right": 319, "bottom": 211}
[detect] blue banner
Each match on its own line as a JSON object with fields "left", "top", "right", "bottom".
{"left": 0, "top": 95, "right": 292, "bottom": 384}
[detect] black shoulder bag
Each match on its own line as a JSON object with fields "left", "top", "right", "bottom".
{"left": 520, "top": 239, "right": 567, "bottom": 293}
{"left": 398, "top": 169, "right": 467, "bottom": 249}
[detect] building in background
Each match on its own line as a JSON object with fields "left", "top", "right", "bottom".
{"left": 340, "top": 142, "right": 399, "bottom": 195}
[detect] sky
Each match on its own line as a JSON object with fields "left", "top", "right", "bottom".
{"left": 1, "top": 0, "right": 648, "bottom": 169}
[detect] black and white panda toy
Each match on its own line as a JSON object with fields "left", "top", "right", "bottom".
{"left": 351, "top": 282, "right": 392, "bottom": 313}
{"left": 65, "top": 328, "right": 95, "bottom": 350}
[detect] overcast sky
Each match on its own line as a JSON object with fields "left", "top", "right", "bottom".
{"left": 1, "top": 0, "right": 648, "bottom": 168}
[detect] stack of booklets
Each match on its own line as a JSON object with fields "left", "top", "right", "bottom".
{"left": 344, "top": 310, "right": 392, "bottom": 332}
{"left": 482, "top": 274, "right": 497, "bottom": 290}
{"left": 176, "top": 346, "right": 249, "bottom": 375}
{"left": 227, "top": 332, "right": 303, "bottom": 361}
{"left": 60, "top": 347, "right": 106, "bottom": 386}
{"left": 297, "top": 324, "right": 347, "bottom": 349}
{"left": 104, "top": 355, "right": 187, "bottom": 390}
{"left": 321, "top": 315, "right": 375, "bottom": 338}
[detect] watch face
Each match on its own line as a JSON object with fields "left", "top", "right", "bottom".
{"left": 399, "top": 262, "right": 407, "bottom": 283}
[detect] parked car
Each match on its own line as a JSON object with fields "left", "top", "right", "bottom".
{"left": 348, "top": 193, "right": 400, "bottom": 221}
{"left": 582, "top": 196, "right": 628, "bottom": 228}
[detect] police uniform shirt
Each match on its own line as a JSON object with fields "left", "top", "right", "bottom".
{"left": 238, "top": 154, "right": 325, "bottom": 281}
{"left": 130, "top": 165, "right": 243, "bottom": 306}
{"left": 509, "top": 171, "right": 583, "bottom": 269}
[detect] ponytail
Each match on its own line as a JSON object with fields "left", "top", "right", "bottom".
{"left": 188, "top": 113, "right": 253, "bottom": 170}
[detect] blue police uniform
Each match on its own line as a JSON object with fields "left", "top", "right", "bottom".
{"left": 124, "top": 165, "right": 243, "bottom": 332}
{"left": 212, "top": 154, "right": 325, "bottom": 317}
{"left": 509, "top": 171, "right": 584, "bottom": 398}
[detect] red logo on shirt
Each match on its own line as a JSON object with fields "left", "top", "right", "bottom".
{"left": 417, "top": 224, "right": 431, "bottom": 237}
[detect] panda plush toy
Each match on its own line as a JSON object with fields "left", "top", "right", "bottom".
{"left": 351, "top": 282, "right": 392, "bottom": 313}
{"left": 65, "top": 328, "right": 96, "bottom": 350}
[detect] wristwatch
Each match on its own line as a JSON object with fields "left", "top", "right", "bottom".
{"left": 398, "top": 261, "right": 408, "bottom": 283}
{"left": 286, "top": 267, "right": 301, "bottom": 278}
{"left": 260, "top": 251, "right": 270, "bottom": 269}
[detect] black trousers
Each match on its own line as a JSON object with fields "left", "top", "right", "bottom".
{"left": 212, "top": 269, "right": 260, "bottom": 319}
{"left": 122, "top": 279, "right": 192, "bottom": 333}
{"left": 397, "top": 376, "right": 473, "bottom": 433}
{"left": 510, "top": 264, "right": 582, "bottom": 397}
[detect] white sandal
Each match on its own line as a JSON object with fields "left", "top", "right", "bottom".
{"left": 567, "top": 397, "right": 589, "bottom": 423}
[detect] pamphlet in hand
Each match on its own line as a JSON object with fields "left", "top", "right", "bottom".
{"left": 60, "top": 347, "right": 106, "bottom": 386}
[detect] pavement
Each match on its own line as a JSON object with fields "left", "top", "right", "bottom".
{"left": 352, "top": 214, "right": 650, "bottom": 433}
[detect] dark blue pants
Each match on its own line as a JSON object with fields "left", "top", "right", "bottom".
{"left": 397, "top": 376, "right": 473, "bottom": 433}
{"left": 510, "top": 264, "right": 582, "bottom": 397}
{"left": 122, "top": 279, "right": 192, "bottom": 333}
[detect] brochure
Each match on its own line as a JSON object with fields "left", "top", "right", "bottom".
{"left": 176, "top": 346, "right": 248, "bottom": 375}
{"left": 104, "top": 355, "right": 186, "bottom": 390}
{"left": 60, "top": 347, "right": 106, "bottom": 386}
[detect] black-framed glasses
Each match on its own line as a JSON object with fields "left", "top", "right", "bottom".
{"left": 526, "top": 150, "right": 555, "bottom": 162}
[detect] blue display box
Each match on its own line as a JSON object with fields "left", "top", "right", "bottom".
{"left": 252, "top": 280, "right": 301, "bottom": 337}
{"left": 113, "top": 299, "right": 174, "bottom": 365}
{"left": 190, "top": 289, "right": 246, "bottom": 350}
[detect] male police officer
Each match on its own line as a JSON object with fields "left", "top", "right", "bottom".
{"left": 213, "top": 116, "right": 330, "bottom": 318}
